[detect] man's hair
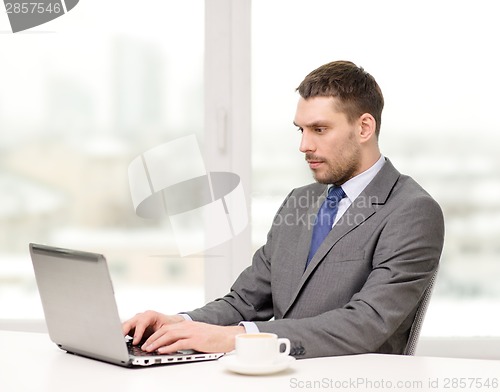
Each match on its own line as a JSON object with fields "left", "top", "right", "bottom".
{"left": 297, "top": 60, "right": 384, "bottom": 137}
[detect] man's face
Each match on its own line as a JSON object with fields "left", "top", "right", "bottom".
{"left": 294, "top": 96, "right": 362, "bottom": 185}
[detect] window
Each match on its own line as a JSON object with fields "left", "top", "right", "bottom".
{"left": 0, "top": 0, "right": 205, "bottom": 321}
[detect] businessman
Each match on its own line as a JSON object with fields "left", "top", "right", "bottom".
{"left": 122, "top": 60, "right": 445, "bottom": 359}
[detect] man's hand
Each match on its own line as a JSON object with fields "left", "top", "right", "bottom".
{"left": 122, "top": 310, "right": 185, "bottom": 345}
{"left": 122, "top": 310, "right": 245, "bottom": 353}
{"left": 142, "top": 320, "right": 244, "bottom": 354}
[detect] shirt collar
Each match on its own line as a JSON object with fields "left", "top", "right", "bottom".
{"left": 329, "top": 155, "right": 386, "bottom": 202}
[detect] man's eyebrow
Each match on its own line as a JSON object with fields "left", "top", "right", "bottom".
{"left": 294, "top": 121, "right": 327, "bottom": 128}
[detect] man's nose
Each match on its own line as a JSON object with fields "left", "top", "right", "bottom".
{"left": 299, "top": 131, "right": 315, "bottom": 153}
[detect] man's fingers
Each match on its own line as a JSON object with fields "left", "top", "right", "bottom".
{"left": 122, "top": 315, "right": 148, "bottom": 345}
{"left": 156, "top": 339, "right": 189, "bottom": 354}
{"left": 131, "top": 321, "right": 150, "bottom": 345}
{"left": 121, "top": 320, "right": 132, "bottom": 336}
{"left": 135, "top": 321, "right": 240, "bottom": 354}
{"left": 141, "top": 323, "right": 187, "bottom": 352}
{"left": 122, "top": 311, "right": 186, "bottom": 348}
{"left": 122, "top": 318, "right": 141, "bottom": 341}
{"left": 141, "top": 329, "right": 175, "bottom": 351}
{"left": 122, "top": 311, "right": 161, "bottom": 345}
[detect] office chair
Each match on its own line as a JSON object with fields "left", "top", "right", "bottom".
{"left": 403, "top": 270, "right": 438, "bottom": 356}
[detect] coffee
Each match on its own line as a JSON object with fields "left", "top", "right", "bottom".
{"left": 235, "top": 333, "right": 290, "bottom": 365}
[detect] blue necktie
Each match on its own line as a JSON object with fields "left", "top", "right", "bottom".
{"left": 306, "top": 186, "right": 346, "bottom": 268}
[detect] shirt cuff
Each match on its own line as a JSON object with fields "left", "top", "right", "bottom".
{"left": 180, "top": 315, "right": 258, "bottom": 333}
{"left": 238, "top": 321, "right": 260, "bottom": 334}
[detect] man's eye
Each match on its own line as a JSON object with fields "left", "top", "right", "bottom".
{"left": 297, "top": 127, "right": 303, "bottom": 133}
{"left": 315, "top": 128, "right": 326, "bottom": 133}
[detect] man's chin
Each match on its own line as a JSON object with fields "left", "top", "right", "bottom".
{"left": 312, "top": 172, "right": 331, "bottom": 185}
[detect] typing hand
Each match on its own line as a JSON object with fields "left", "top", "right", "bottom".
{"left": 122, "top": 310, "right": 184, "bottom": 346}
{"left": 140, "top": 320, "right": 245, "bottom": 354}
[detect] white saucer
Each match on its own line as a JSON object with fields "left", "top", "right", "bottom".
{"left": 219, "top": 354, "right": 295, "bottom": 375}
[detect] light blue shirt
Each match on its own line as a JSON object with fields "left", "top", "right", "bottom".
{"left": 331, "top": 154, "right": 386, "bottom": 227}
{"left": 184, "top": 155, "right": 386, "bottom": 333}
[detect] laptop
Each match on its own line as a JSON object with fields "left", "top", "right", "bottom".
{"left": 29, "top": 243, "right": 224, "bottom": 367}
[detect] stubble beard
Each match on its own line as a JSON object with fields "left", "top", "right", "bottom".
{"left": 311, "top": 139, "right": 361, "bottom": 186}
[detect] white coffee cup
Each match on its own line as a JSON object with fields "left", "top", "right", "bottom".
{"left": 235, "top": 333, "right": 290, "bottom": 365}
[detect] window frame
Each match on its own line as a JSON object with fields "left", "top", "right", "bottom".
{"left": 203, "top": 0, "right": 252, "bottom": 302}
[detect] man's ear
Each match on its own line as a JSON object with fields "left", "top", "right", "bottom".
{"left": 358, "top": 113, "right": 377, "bottom": 142}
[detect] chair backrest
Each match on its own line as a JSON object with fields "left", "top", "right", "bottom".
{"left": 403, "top": 270, "right": 438, "bottom": 355}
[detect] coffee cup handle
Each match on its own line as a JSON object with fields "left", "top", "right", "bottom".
{"left": 278, "top": 338, "right": 290, "bottom": 357}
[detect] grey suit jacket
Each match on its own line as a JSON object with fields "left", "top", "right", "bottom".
{"left": 186, "top": 159, "right": 445, "bottom": 358}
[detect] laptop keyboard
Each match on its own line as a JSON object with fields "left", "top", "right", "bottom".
{"left": 127, "top": 340, "right": 196, "bottom": 357}
{"left": 127, "top": 340, "right": 161, "bottom": 357}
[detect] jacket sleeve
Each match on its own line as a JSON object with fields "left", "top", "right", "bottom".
{"left": 184, "top": 190, "right": 296, "bottom": 325}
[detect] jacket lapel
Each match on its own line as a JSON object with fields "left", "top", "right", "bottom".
{"left": 287, "top": 184, "right": 326, "bottom": 291}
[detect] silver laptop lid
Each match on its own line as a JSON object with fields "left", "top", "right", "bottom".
{"left": 29, "top": 243, "right": 131, "bottom": 366}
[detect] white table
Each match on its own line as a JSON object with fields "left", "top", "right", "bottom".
{"left": 1, "top": 330, "right": 499, "bottom": 392}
